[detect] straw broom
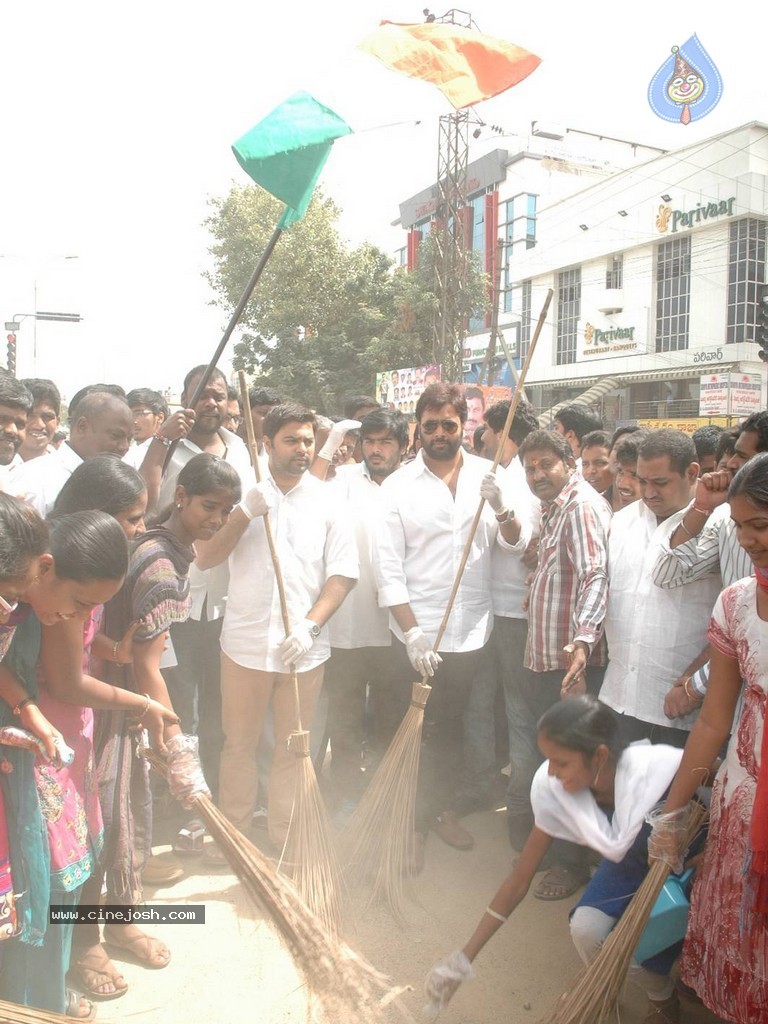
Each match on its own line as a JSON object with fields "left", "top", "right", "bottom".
{"left": 237, "top": 371, "right": 343, "bottom": 937}
{"left": 539, "top": 800, "right": 707, "bottom": 1024}
{"left": 341, "top": 288, "right": 555, "bottom": 917}
{"left": 0, "top": 1001, "right": 76, "bottom": 1023}
{"left": 143, "top": 749, "right": 409, "bottom": 1023}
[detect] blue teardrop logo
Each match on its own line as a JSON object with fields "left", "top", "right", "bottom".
{"left": 647, "top": 34, "right": 723, "bottom": 124}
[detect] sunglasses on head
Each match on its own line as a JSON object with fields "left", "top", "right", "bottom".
{"left": 421, "top": 419, "right": 460, "bottom": 435}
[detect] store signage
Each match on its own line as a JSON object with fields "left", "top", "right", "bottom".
{"left": 577, "top": 320, "right": 647, "bottom": 359}
{"left": 656, "top": 196, "right": 735, "bottom": 233}
{"left": 637, "top": 417, "right": 729, "bottom": 435}
{"left": 699, "top": 372, "right": 764, "bottom": 417}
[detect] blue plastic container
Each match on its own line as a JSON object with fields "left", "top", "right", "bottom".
{"left": 634, "top": 868, "right": 694, "bottom": 963}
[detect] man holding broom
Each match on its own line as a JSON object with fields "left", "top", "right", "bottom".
{"left": 373, "top": 382, "right": 524, "bottom": 868}
{"left": 195, "top": 402, "right": 358, "bottom": 853}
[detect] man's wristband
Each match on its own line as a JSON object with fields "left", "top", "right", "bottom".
{"left": 12, "top": 697, "right": 36, "bottom": 716}
{"left": 152, "top": 432, "right": 172, "bottom": 448}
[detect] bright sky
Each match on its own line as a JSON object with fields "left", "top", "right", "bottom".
{"left": 1, "top": 0, "right": 763, "bottom": 403}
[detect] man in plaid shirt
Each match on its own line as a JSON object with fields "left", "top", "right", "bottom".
{"left": 506, "top": 429, "right": 611, "bottom": 900}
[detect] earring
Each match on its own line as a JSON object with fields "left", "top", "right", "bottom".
{"left": 176, "top": 502, "right": 182, "bottom": 509}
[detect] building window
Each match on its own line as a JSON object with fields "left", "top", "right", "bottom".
{"left": 501, "top": 193, "right": 538, "bottom": 312}
{"left": 556, "top": 268, "right": 581, "bottom": 365}
{"left": 606, "top": 256, "right": 623, "bottom": 290}
{"left": 655, "top": 237, "right": 690, "bottom": 352}
{"left": 520, "top": 280, "right": 532, "bottom": 360}
{"left": 727, "top": 218, "right": 767, "bottom": 344}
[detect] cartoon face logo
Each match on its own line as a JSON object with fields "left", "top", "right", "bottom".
{"left": 656, "top": 205, "right": 673, "bottom": 232}
{"left": 648, "top": 34, "right": 722, "bottom": 125}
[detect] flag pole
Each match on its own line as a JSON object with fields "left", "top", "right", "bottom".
{"left": 186, "top": 222, "right": 284, "bottom": 408}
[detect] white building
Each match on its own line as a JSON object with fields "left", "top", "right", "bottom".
{"left": 396, "top": 120, "right": 768, "bottom": 430}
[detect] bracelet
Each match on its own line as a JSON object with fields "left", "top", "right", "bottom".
{"left": 485, "top": 906, "right": 508, "bottom": 923}
{"left": 677, "top": 519, "right": 694, "bottom": 538}
{"left": 12, "top": 697, "right": 36, "bottom": 717}
{"left": 131, "top": 692, "right": 151, "bottom": 723}
{"left": 683, "top": 677, "right": 703, "bottom": 704}
{"left": 112, "top": 640, "right": 122, "bottom": 663}
{"left": 152, "top": 432, "right": 172, "bottom": 448}
{"left": 692, "top": 505, "right": 710, "bottom": 517}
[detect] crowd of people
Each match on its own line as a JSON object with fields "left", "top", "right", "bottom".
{"left": 0, "top": 363, "right": 764, "bottom": 1024}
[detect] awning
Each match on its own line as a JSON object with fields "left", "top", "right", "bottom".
{"left": 530, "top": 363, "right": 737, "bottom": 391}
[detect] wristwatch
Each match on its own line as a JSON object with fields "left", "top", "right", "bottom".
{"left": 495, "top": 508, "right": 515, "bottom": 524}
{"left": 307, "top": 621, "right": 321, "bottom": 639}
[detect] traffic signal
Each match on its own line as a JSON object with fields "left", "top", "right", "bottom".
{"left": 5, "top": 333, "right": 16, "bottom": 377}
{"left": 758, "top": 283, "right": 768, "bottom": 362}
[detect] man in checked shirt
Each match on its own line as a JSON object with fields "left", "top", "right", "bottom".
{"left": 507, "top": 429, "right": 611, "bottom": 900}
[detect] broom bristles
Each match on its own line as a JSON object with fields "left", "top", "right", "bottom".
{"left": 143, "top": 750, "right": 409, "bottom": 1022}
{"left": 538, "top": 801, "right": 707, "bottom": 1024}
{"left": 340, "top": 682, "right": 430, "bottom": 920}
{"left": 281, "top": 729, "right": 343, "bottom": 937}
{"left": 0, "top": 999, "right": 73, "bottom": 1023}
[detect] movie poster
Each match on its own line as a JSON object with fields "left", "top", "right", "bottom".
{"left": 375, "top": 364, "right": 441, "bottom": 420}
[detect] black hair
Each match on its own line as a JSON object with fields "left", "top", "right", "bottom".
{"left": 0, "top": 371, "right": 32, "bottom": 414}
{"left": 52, "top": 430, "right": 67, "bottom": 444}
{"left": 518, "top": 428, "right": 574, "bottom": 465}
{"left": 262, "top": 403, "right": 316, "bottom": 440}
{"left": 20, "top": 378, "right": 61, "bottom": 417}
{"left": 182, "top": 365, "right": 226, "bottom": 399}
{"left": 637, "top": 429, "right": 696, "bottom": 475}
{"left": 613, "top": 429, "right": 650, "bottom": 466}
{"left": 553, "top": 404, "right": 603, "bottom": 442}
{"left": 177, "top": 453, "right": 241, "bottom": 501}
{"left": 0, "top": 494, "right": 48, "bottom": 582}
{"left": 126, "top": 388, "right": 169, "bottom": 420}
{"left": 691, "top": 425, "right": 724, "bottom": 460}
{"left": 728, "top": 450, "right": 768, "bottom": 509}
{"left": 472, "top": 423, "right": 488, "bottom": 454}
{"left": 415, "top": 382, "right": 468, "bottom": 424}
{"left": 69, "top": 384, "right": 126, "bottom": 420}
{"left": 343, "top": 395, "right": 380, "bottom": 419}
{"left": 538, "top": 694, "right": 626, "bottom": 763}
{"left": 226, "top": 386, "right": 240, "bottom": 403}
{"left": 715, "top": 427, "right": 739, "bottom": 464}
{"left": 609, "top": 425, "right": 640, "bottom": 449}
{"left": 248, "top": 386, "right": 282, "bottom": 408}
{"left": 483, "top": 400, "right": 539, "bottom": 446}
{"left": 580, "top": 430, "right": 611, "bottom": 451}
{"left": 359, "top": 408, "right": 409, "bottom": 448}
{"left": 463, "top": 385, "right": 485, "bottom": 406}
{"left": 738, "top": 411, "right": 768, "bottom": 453}
{"left": 47, "top": 511, "right": 128, "bottom": 582}
{"left": 53, "top": 455, "right": 146, "bottom": 517}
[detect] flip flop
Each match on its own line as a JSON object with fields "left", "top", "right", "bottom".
{"left": 533, "top": 865, "right": 589, "bottom": 901}
{"left": 70, "top": 946, "right": 128, "bottom": 1001}
{"left": 103, "top": 925, "right": 171, "bottom": 969}
{"left": 65, "top": 989, "right": 97, "bottom": 1020}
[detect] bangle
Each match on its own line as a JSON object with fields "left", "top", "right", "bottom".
{"left": 683, "top": 677, "right": 703, "bottom": 704}
{"left": 12, "top": 697, "right": 35, "bottom": 717}
{"left": 131, "top": 692, "right": 151, "bottom": 723}
{"left": 152, "top": 432, "right": 172, "bottom": 448}
{"left": 112, "top": 640, "right": 122, "bottom": 663}
{"left": 677, "top": 519, "right": 694, "bottom": 538}
{"left": 692, "top": 505, "right": 710, "bottom": 517}
{"left": 485, "top": 906, "right": 508, "bottom": 923}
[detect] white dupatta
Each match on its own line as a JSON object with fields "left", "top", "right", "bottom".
{"left": 531, "top": 741, "right": 683, "bottom": 863}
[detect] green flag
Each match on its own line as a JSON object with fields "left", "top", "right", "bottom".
{"left": 232, "top": 92, "right": 353, "bottom": 228}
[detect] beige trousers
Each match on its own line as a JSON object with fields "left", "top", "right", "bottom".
{"left": 219, "top": 652, "right": 324, "bottom": 846}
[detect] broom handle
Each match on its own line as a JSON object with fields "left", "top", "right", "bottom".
{"left": 238, "top": 371, "right": 304, "bottom": 731}
{"left": 429, "top": 288, "right": 553, "bottom": 660}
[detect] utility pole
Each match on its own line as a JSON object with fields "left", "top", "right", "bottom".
{"left": 427, "top": 8, "right": 475, "bottom": 383}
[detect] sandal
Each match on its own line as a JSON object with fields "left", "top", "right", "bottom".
{"left": 65, "top": 989, "right": 97, "bottom": 1020}
{"left": 103, "top": 924, "right": 171, "bottom": 969}
{"left": 70, "top": 944, "right": 128, "bottom": 1000}
{"left": 534, "top": 865, "right": 589, "bottom": 901}
{"left": 173, "top": 818, "right": 206, "bottom": 857}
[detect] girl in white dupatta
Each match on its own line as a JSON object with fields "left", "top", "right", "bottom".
{"left": 425, "top": 696, "right": 693, "bottom": 1024}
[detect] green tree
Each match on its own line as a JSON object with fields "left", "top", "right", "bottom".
{"left": 204, "top": 184, "right": 488, "bottom": 411}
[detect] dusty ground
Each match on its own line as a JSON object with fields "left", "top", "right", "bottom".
{"left": 83, "top": 803, "right": 724, "bottom": 1024}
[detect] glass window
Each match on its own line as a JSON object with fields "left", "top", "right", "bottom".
{"left": 606, "top": 256, "right": 623, "bottom": 290}
{"left": 520, "top": 280, "right": 532, "bottom": 360}
{"left": 501, "top": 193, "right": 537, "bottom": 311}
{"left": 556, "top": 267, "right": 581, "bottom": 365}
{"left": 655, "top": 237, "right": 690, "bottom": 352}
{"left": 726, "top": 218, "right": 766, "bottom": 343}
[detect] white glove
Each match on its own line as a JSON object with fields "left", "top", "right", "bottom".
{"left": 480, "top": 473, "right": 505, "bottom": 514}
{"left": 239, "top": 484, "right": 270, "bottom": 520}
{"left": 278, "top": 618, "right": 319, "bottom": 667}
{"left": 318, "top": 418, "right": 361, "bottom": 462}
{"left": 166, "top": 734, "right": 211, "bottom": 809}
{"left": 424, "top": 950, "right": 475, "bottom": 1018}
{"left": 404, "top": 626, "right": 442, "bottom": 678}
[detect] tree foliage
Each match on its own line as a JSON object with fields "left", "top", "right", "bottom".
{"left": 204, "top": 183, "right": 488, "bottom": 413}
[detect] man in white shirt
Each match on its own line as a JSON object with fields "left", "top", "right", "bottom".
{"left": 374, "top": 383, "right": 522, "bottom": 859}
{"left": 196, "top": 403, "right": 358, "bottom": 847}
{"left": 139, "top": 365, "right": 254, "bottom": 804}
{"left": 0, "top": 374, "right": 32, "bottom": 488}
{"left": 122, "top": 388, "right": 168, "bottom": 470}
{"left": 18, "top": 377, "right": 60, "bottom": 464}
{"left": 325, "top": 408, "right": 408, "bottom": 815}
{"left": 10, "top": 389, "right": 133, "bottom": 514}
{"left": 600, "top": 429, "right": 721, "bottom": 746}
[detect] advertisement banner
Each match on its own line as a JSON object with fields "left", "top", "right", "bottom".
{"left": 375, "top": 364, "right": 441, "bottom": 419}
{"left": 698, "top": 372, "right": 764, "bottom": 417}
{"left": 698, "top": 373, "right": 730, "bottom": 416}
